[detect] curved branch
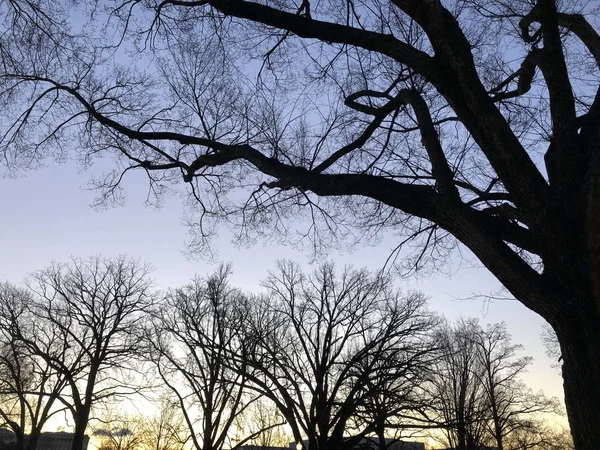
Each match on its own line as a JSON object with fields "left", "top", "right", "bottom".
{"left": 519, "top": 1, "right": 543, "bottom": 44}
{"left": 557, "top": 12, "right": 600, "bottom": 68}
{"left": 392, "top": 0, "right": 551, "bottom": 224}
{"left": 396, "top": 89, "right": 459, "bottom": 198}
{"left": 166, "top": 0, "right": 439, "bottom": 80}
{"left": 344, "top": 89, "right": 394, "bottom": 115}
{"left": 490, "top": 50, "right": 543, "bottom": 102}
{"left": 321, "top": 88, "right": 459, "bottom": 197}
{"left": 314, "top": 90, "right": 407, "bottom": 174}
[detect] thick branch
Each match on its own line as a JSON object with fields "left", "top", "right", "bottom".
{"left": 392, "top": 0, "right": 551, "bottom": 226}
{"left": 187, "top": 138, "right": 540, "bottom": 268}
{"left": 159, "top": 0, "right": 437, "bottom": 80}
{"left": 490, "top": 50, "right": 543, "bottom": 102}
{"left": 557, "top": 13, "right": 600, "bottom": 68}
{"left": 301, "top": 173, "right": 554, "bottom": 316}
{"left": 529, "top": 1, "right": 581, "bottom": 204}
{"left": 15, "top": 75, "right": 554, "bottom": 317}
{"left": 476, "top": 209, "right": 536, "bottom": 254}
{"left": 397, "top": 89, "right": 459, "bottom": 197}
{"left": 519, "top": 1, "right": 543, "bottom": 44}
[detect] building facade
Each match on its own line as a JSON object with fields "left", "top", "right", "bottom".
{"left": 0, "top": 429, "right": 89, "bottom": 450}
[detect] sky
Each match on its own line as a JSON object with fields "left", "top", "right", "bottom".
{"left": 0, "top": 158, "right": 566, "bottom": 423}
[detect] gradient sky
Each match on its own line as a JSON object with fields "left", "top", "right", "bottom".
{"left": 0, "top": 158, "right": 566, "bottom": 420}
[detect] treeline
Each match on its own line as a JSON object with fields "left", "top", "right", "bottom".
{"left": 0, "top": 256, "right": 569, "bottom": 450}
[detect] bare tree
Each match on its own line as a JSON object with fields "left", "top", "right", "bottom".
{"left": 430, "top": 319, "right": 559, "bottom": 450}
{"left": 138, "top": 397, "right": 188, "bottom": 450}
{"left": 93, "top": 413, "right": 146, "bottom": 450}
{"left": 0, "top": 282, "right": 70, "bottom": 450}
{"left": 349, "top": 324, "right": 442, "bottom": 448}
{"left": 430, "top": 319, "right": 490, "bottom": 450}
{"left": 473, "top": 322, "right": 560, "bottom": 450}
{"left": 231, "top": 399, "right": 290, "bottom": 449}
{"left": 1, "top": 0, "right": 599, "bottom": 446}
{"left": 235, "top": 262, "right": 437, "bottom": 450}
{"left": 17, "top": 256, "right": 155, "bottom": 450}
{"left": 144, "top": 265, "right": 256, "bottom": 450}
{"left": 504, "top": 423, "right": 574, "bottom": 450}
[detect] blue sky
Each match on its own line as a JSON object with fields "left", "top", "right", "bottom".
{"left": 0, "top": 159, "right": 565, "bottom": 414}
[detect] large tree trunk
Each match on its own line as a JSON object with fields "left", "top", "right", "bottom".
{"left": 555, "top": 306, "right": 600, "bottom": 450}
{"left": 26, "top": 430, "right": 40, "bottom": 450}
{"left": 71, "top": 400, "right": 93, "bottom": 450}
{"left": 71, "top": 419, "right": 89, "bottom": 450}
{"left": 489, "top": 394, "right": 504, "bottom": 450}
{"left": 559, "top": 142, "right": 600, "bottom": 450}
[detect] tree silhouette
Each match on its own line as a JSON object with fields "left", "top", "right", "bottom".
{"left": 0, "top": 283, "right": 70, "bottom": 450}
{"left": 430, "top": 319, "right": 489, "bottom": 450}
{"left": 473, "top": 322, "right": 560, "bottom": 450}
{"left": 430, "top": 319, "right": 560, "bottom": 450}
{"left": 234, "top": 262, "right": 436, "bottom": 450}
{"left": 144, "top": 265, "right": 257, "bottom": 450}
{"left": 0, "top": 0, "right": 599, "bottom": 447}
{"left": 21, "top": 256, "right": 155, "bottom": 450}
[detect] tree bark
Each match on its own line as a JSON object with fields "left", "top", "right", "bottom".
{"left": 489, "top": 386, "right": 504, "bottom": 450}
{"left": 26, "top": 430, "right": 40, "bottom": 450}
{"left": 71, "top": 415, "right": 90, "bottom": 450}
{"left": 555, "top": 304, "right": 600, "bottom": 450}
{"left": 71, "top": 369, "right": 95, "bottom": 450}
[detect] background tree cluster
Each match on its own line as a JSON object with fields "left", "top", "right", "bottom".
{"left": 0, "top": 256, "right": 154, "bottom": 450}
{"left": 0, "top": 256, "right": 566, "bottom": 450}
{"left": 430, "top": 320, "right": 562, "bottom": 450}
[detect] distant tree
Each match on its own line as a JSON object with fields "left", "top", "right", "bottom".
{"left": 350, "top": 328, "right": 441, "bottom": 449}
{"left": 235, "top": 262, "right": 437, "bottom": 450}
{"left": 0, "top": 283, "right": 70, "bottom": 450}
{"left": 430, "top": 319, "right": 559, "bottom": 450}
{"left": 473, "top": 322, "right": 560, "bottom": 450}
{"left": 93, "top": 413, "right": 145, "bottom": 450}
{"left": 144, "top": 265, "right": 255, "bottom": 450}
{"left": 138, "top": 398, "right": 188, "bottom": 450}
{"left": 541, "top": 325, "right": 562, "bottom": 369}
{"left": 430, "top": 319, "right": 489, "bottom": 450}
{"left": 504, "top": 423, "right": 574, "bottom": 450}
{"left": 231, "top": 399, "right": 289, "bottom": 449}
{"left": 17, "top": 256, "right": 155, "bottom": 450}
{"left": 93, "top": 401, "right": 188, "bottom": 450}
